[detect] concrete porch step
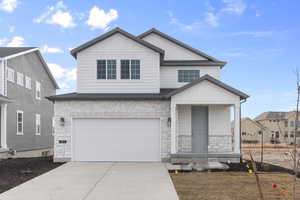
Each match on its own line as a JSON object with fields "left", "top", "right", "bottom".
{"left": 166, "top": 162, "right": 229, "bottom": 171}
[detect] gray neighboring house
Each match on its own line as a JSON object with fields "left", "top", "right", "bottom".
{"left": 0, "top": 47, "right": 59, "bottom": 153}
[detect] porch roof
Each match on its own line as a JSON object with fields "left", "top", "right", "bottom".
{"left": 0, "top": 94, "right": 11, "bottom": 103}
{"left": 167, "top": 74, "right": 249, "bottom": 100}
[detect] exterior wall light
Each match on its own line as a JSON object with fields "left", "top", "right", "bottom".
{"left": 60, "top": 117, "right": 65, "bottom": 126}
{"left": 167, "top": 117, "right": 171, "bottom": 127}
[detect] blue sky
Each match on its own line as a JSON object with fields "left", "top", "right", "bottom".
{"left": 0, "top": 0, "right": 299, "bottom": 118}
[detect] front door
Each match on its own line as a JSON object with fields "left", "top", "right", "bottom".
{"left": 192, "top": 106, "right": 208, "bottom": 153}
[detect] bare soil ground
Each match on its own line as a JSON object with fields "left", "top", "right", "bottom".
{"left": 0, "top": 157, "right": 63, "bottom": 194}
{"left": 171, "top": 172, "right": 299, "bottom": 200}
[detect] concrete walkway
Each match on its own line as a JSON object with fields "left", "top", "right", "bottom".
{"left": 0, "top": 162, "right": 179, "bottom": 200}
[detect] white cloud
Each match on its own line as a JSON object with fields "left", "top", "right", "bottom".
{"left": 205, "top": 12, "right": 219, "bottom": 27}
{"left": 230, "top": 31, "right": 273, "bottom": 38}
{"left": 221, "top": 0, "right": 247, "bottom": 15}
{"left": 0, "top": 0, "right": 18, "bottom": 13}
{"left": 6, "top": 36, "right": 24, "bottom": 47}
{"left": 86, "top": 6, "right": 118, "bottom": 30}
{"left": 34, "top": 1, "right": 76, "bottom": 29}
{"left": 8, "top": 25, "right": 15, "bottom": 32}
{"left": 48, "top": 63, "right": 76, "bottom": 89}
{"left": 168, "top": 11, "right": 200, "bottom": 31}
{"left": 41, "top": 45, "right": 63, "bottom": 54}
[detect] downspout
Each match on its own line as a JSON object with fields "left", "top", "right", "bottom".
{"left": 240, "top": 98, "right": 247, "bottom": 162}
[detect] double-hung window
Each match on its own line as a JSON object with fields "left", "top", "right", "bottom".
{"left": 16, "top": 110, "right": 24, "bottom": 135}
{"left": 36, "top": 114, "right": 41, "bottom": 135}
{"left": 25, "top": 76, "right": 31, "bottom": 89}
{"left": 97, "top": 60, "right": 117, "bottom": 80}
{"left": 121, "top": 60, "right": 130, "bottom": 79}
{"left": 131, "top": 60, "right": 140, "bottom": 79}
{"left": 36, "top": 81, "right": 41, "bottom": 100}
{"left": 178, "top": 70, "right": 200, "bottom": 82}
{"left": 7, "top": 67, "right": 15, "bottom": 82}
{"left": 17, "top": 72, "right": 24, "bottom": 86}
{"left": 121, "top": 59, "right": 140, "bottom": 80}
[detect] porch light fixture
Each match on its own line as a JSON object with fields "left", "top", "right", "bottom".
{"left": 60, "top": 117, "right": 65, "bottom": 126}
{"left": 167, "top": 117, "right": 171, "bottom": 127}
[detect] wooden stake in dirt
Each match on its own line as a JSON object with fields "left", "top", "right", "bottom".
{"left": 249, "top": 151, "right": 264, "bottom": 200}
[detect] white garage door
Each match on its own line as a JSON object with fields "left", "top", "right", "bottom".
{"left": 73, "top": 118, "right": 161, "bottom": 162}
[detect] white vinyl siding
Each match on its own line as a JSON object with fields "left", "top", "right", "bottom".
{"left": 25, "top": 76, "right": 31, "bottom": 89}
{"left": 160, "top": 66, "right": 220, "bottom": 88}
{"left": 16, "top": 110, "right": 24, "bottom": 135}
{"left": 7, "top": 67, "right": 15, "bottom": 82}
{"left": 36, "top": 114, "right": 41, "bottom": 135}
{"left": 16, "top": 72, "right": 24, "bottom": 86}
{"left": 36, "top": 81, "right": 41, "bottom": 100}
{"left": 77, "top": 33, "right": 160, "bottom": 93}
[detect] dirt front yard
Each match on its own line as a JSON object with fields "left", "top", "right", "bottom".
{"left": 171, "top": 172, "right": 299, "bottom": 200}
{"left": 0, "top": 157, "right": 63, "bottom": 193}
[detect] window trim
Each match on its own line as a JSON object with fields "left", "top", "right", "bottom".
{"left": 36, "top": 81, "right": 41, "bottom": 100}
{"left": 121, "top": 59, "right": 141, "bottom": 80}
{"left": 16, "top": 72, "right": 24, "bottom": 86}
{"left": 178, "top": 70, "right": 200, "bottom": 83}
{"left": 7, "top": 67, "right": 15, "bottom": 83}
{"left": 107, "top": 60, "right": 117, "bottom": 80}
{"left": 25, "top": 76, "right": 31, "bottom": 89}
{"left": 130, "top": 60, "right": 140, "bottom": 80}
{"left": 35, "top": 114, "right": 41, "bottom": 136}
{"left": 16, "top": 110, "right": 24, "bottom": 135}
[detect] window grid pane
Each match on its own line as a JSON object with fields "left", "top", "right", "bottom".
{"left": 131, "top": 60, "right": 140, "bottom": 80}
{"left": 121, "top": 60, "right": 130, "bottom": 79}
{"left": 97, "top": 60, "right": 106, "bottom": 79}
{"left": 107, "top": 60, "right": 116, "bottom": 79}
{"left": 178, "top": 70, "right": 200, "bottom": 82}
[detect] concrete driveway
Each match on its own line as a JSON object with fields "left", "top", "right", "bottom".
{"left": 0, "top": 162, "right": 179, "bottom": 200}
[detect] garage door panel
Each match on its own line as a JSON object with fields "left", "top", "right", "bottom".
{"left": 73, "top": 118, "right": 160, "bottom": 161}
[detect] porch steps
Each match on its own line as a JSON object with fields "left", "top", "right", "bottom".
{"left": 166, "top": 162, "right": 229, "bottom": 171}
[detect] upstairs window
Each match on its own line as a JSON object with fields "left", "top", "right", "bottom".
{"left": 36, "top": 81, "right": 41, "bottom": 100}
{"left": 97, "top": 60, "right": 106, "bottom": 79}
{"left": 17, "top": 72, "right": 24, "bottom": 86}
{"left": 7, "top": 67, "right": 15, "bottom": 82}
{"left": 25, "top": 76, "right": 31, "bottom": 89}
{"left": 107, "top": 60, "right": 116, "bottom": 79}
{"left": 131, "top": 60, "right": 140, "bottom": 79}
{"left": 121, "top": 59, "right": 140, "bottom": 80}
{"left": 178, "top": 70, "right": 200, "bottom": 83}
{"left": 36, "top": 114, "right": 41, "bottom": 135}
{"left": 17, "top": 110, "right": 23, "bottom": 135}
{"left": 121, "top": 60, "right": 130, "bottom": 79}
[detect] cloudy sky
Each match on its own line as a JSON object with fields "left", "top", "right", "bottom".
{"left": 0, "top": 0, "right": 299, "bottom": 118}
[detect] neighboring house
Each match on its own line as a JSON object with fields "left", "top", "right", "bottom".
{"left": 48, "top": 28, "right": 249, "bottom": 163}
{"left": 240, "top": 111, "right": 300, "bottom": 145}
{"left": 0, "top": 47, "right": 59, "bottom": 154}
{"left": 239, "top": 117, "right": 271, "bottom": 144}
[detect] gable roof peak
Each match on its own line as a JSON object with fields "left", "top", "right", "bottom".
{"left": 70, "top": 27, "right": 164, "bottom": 59}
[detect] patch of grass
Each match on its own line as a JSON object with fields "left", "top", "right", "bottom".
{"left": 170, "top": 172, "right": 298, "bottom": 200}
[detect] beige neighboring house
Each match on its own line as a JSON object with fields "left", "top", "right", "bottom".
{"left": 240, "top": 118, "right": 271, "bottom": 144}
{"left": 241, "top": 111, "right": 300, "bottom": 145}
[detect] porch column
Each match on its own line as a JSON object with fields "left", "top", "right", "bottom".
{"left": 1, "top": 103, "right": 7, "bottom": 149}
{"left": 171, "top": 103, "right": 178, "bottom": 154}
{"left": 234, "top": 103, "right": 240, "bottom": 153}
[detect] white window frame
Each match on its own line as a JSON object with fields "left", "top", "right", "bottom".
{"left": 36, "top": 114, "right": 41, "bottom": 135}
{"left": 36, "top": 81, "right": 41, "bottom": 100}
{"left": 17, "top": 72, "right": 24, "bottom": 86}
{"left": 52, "top": 117, "right": 55, "bottom": 136}
{"left": 25, "top": 76, "right": 31, "bottom": 89}
{"left": 16, "top": 110, "right": 24, "bottom": 135}
{"left": 7, "top": 67, "right": 15, "bottom": 83}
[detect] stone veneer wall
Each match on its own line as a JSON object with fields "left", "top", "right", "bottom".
{"left": 53, "top": 100, "right": 171, "bottom": 162}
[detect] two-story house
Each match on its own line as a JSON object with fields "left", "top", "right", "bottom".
{"left": 0, "top": 47, "right": 58, "bottom": 155}
{"left": 48, "top": 28, "right": 249, "bottom": 163}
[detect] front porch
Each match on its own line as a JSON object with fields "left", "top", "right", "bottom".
{"left": 168, "top": 76, "right": 247, "bottom": 164}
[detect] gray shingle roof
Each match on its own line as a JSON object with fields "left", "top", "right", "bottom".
{"left": 0, "top": 47, "right": 36, "bottom": 58}
{"left": 47, "top": 75, "right": 249, "bottom": 101}
{"left": 161, "top": 60, "right": 226, "bottom": 67}
{"left": 254, "top": 112, "right": 288, "bottom": 121}
{"left": 71, "top": 27, "right": 165, "bottom": 59}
